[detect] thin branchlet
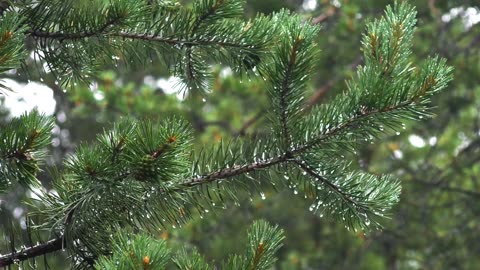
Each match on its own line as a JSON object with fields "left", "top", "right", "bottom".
{"left": 26, "top": 15, "right": 124, "bottom": 41}
{"left": 279, "top": 36, "right": 303, "bottom": 148}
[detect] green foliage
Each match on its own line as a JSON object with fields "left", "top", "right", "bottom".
{"left": 173, "top": 248, "right": 213, "bottom": 270}
{"left": 0, "top": 10, "right": 27, "bottom": 91}
{"left": 19, "top": 0, "right": 277, "bottom": 93}
{"left": 95, "top": 220, "right": 283, "bottom": 270}
{"left": 0, "top": 0, "right": 458, "bottom": 269}
{"left": 263, "top": 11, "right": 320, "bottom": 149}
{"left": 0, "top": 110, "right": 54, "bottom": 193}
{"left": 34, "top": 118, "right": 194, "bottom": 263}
{"left": 95, "top": 229, "right": 171, "bottom": 270}
{"left": 238, "top": 220, "right": 285, "bottom": 270}
{"left": 30, "top": 2, "right": 449, "bottom": 265}
{"left": 290, "top": 2, "right": 452, "bottom": 230}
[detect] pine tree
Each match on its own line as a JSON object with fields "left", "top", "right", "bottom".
{"left": 0, "top": 0, "right": 452, "bottom": 269}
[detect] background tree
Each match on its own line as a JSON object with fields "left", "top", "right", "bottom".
{"left": 2, "top": 0, "right": 476, "bottom": 270}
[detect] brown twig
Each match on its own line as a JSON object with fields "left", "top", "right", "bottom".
{"left": 306, "top": 56, "right": 362, "bottom": 108}
{"left": 312, "top": 6, "right": 338, "bottom": 25}
{"left": 235, "top": 109, "right": 266, "bottom": 136}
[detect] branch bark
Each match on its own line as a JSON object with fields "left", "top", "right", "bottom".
{"left": 27, "top": 30, "right": 256, "bottom": 51}
{"left": 0, "top": 237, "right": 64, "bottom": 267}
{"left": 0, "top": 0, "right": 11, "bottom": 16}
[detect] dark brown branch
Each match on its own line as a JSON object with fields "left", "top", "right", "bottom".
{"left": 306, "top": 79, "right": 335, "bottom": 107}
{"left": 414, "top": 180, "right": 480, "bottom": 198}
{"left": 312, "top": 6, "right": 337, "bottom": 25}
{"left": 117, "top": 32, "right": 255, "bottom": 49}
{"left": 27, "top": 29, "right": 254, "bottom": 51}
{"left": 0, "top": 0, "right": 11, "bottom": 16}
{"left": 27, "top": 15, "right": 124, "bottom": 41}
{"left": 235, "top": 109, "right": 266, "bottom": 136}
{"left": 306, "top": 56, "right": 362, "bottom": 108}
{"left": 0, "top": 237, "right": 64, "bottom": 267}
{"left": 181, "top": 154, "right": 287, "bottom": 188}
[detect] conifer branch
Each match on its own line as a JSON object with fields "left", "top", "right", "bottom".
{"left": 0, "top": 2, "right": 453, "bottom": 267}
{"left": 118, "top": 33, "right": 260, "bottom": 49}
{"left": 297, "top": 100, "right": 415, "bottom": 153}
{"left": 26, "top": 15, "right": 124, "bottom": 40}
{"left": 249, "top": 242, "right": 265, "bottom": 270}
{"left": 182, "top": 154, "right": 288, "bottom": 187}
{"left": 177, "top": 99, "right": 417, "bottom": 190}
{"left": 27, "top": 30, "right": 257, "bottom": 50}
{"left": 292, "top": 159, "right": 359, "bottom": 207}
{"left": 0, "top": 237, "right": 64, "bottom": 267}
{"left": 184, "top": 0, "right": 225, "bottom": 86}
{"left": 279, "top": 37, "right": 303, "bottom": 147}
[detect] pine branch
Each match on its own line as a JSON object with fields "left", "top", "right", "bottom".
{"left": 26, "top": 15, "right": 124, "bottom": 40}
{"left": 173, "top": 248, "right": 213, "bottom": 270}
{"left": 27, "top": 30, "right": 259, "bottom": 50}
{"left": 182, "top": 0, "right": 243, "bottom": 90}
{"left": 0, "top": 2, "right": 453, "bottom": 267}
{"left": 298, "top": 99, "right": 415, "bottom": 153}
{"left": 181, "top": 154, "right": 287, "bottom": 188}
{"left": 279, "top": 37, "right": 303, "bottom": 147}
{"left": 177, "top": 99, "right": 428, "bottom": 191}
{"left": 292, "top": 159, "right": 359, "bottom": 207}
{"left": 263, "top": 13, "right": 319, "bottom": 149}
{"left": 0, "top": 237, "right": 64, "bottom": 267}
{"left": 242, "top": 220, "right": 284, "bottom": 270}
{"left": 19, "top": 0, "right": 272, "bottom": 91}
{"left": 0, "top": 111, "right": 54, "bottom": 192}
{"left": 0, "top": 9, "right": 26, "bottom": 91}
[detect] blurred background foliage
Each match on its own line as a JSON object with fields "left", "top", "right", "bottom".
{"left": 1, "top": 0, "right": 480, "bottom": 269}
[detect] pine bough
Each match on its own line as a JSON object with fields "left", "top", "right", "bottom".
{"left": 0, "top": 1, "right": 451, "bottom": 269}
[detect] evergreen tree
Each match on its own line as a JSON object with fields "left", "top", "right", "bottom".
{"left": 0, "top": 1, "right": 451, "bottom": 269}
